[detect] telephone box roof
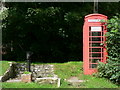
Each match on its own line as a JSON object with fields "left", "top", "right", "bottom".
{"left": 85, "top": 13, "right": 107, "bottom": 19}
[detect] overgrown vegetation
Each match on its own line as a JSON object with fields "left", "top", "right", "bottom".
{"left": 97, "top": 14, "right": 120, "bottom": 85}
{"left": 1, "top": 61, "right": 118, "bottom": 88}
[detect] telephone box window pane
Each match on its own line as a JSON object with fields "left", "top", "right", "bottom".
{"left": 90, "top": 53, "right": 101, "bottom": 57}
{"left": 91, "top": 43, "right": 101, "bottom": 47}
{"left": 89, "top": 48, "right": 92, "bottom": 52}
{"left": 90, "top": 59, "right": 100, "bottom": 63}
{"left": 92, "top": 48, "right": 101, "bottom": 52}
{"left": 89, "top": 37, "right": 102, "bottom": 41}
{"left": 91, "top": 27, "right": 102, "bottom": 31}
{"left": 89, "top": 64, "right": 97, "bottom": 68}
{"left": 90, "top": 32, "right": 102, "bottom": 36}
{"left": 92, "top": 37, "right": 102, "bottom": 41}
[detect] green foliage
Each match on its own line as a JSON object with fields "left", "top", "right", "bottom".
{"left": 97, "top": 14, "right": 120, "bottom": 85}
{"left": 2, "top": 3, "right": 85, "bottom": 62}
{"left": 0, "top": 7, "right": 8, "bottom": 20}
{"left": 23, "top": 71, "right": 31, "bottom": 74}
{"left": 2, "top": 2, "right": 120, "bottom": 62}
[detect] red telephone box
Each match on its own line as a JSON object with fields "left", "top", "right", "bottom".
{"left": 83, "top": 14, "right": 107, "bottom": 75}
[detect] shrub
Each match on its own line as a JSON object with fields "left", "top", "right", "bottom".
{"left": 97, "top": 14, "right": 120, "bottom": 85}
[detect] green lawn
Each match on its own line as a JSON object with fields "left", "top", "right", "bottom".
{"left": 0, "top": 61, "right": 119, "bottom": 88}
{"left": 0, "top": 61, "right": 10, "bottom": 76}
{"left": 1, "top": 82, "right": 56, "bottom": 88}
{"left": 54, "top": 61, "right": 119, "bottom": 88}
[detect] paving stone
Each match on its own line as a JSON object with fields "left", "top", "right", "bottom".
{"left": 35, "top": 77, "right": 61, "bottom": 87}
{"left": 6, "top": 79, "right": 21, "bottom": 82}
{"left": 67, "top": 77, "right": 86, "bottom": 87}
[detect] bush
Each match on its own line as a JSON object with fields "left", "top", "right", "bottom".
{"left": 97, "top": 14, "right": 120, "bottom": 85}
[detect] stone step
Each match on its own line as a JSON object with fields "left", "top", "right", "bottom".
{"left": 6, "top": 79, "right": 21, "bottom": 82}
{"left": 66, "top": 77, "right": 87, "bottom": 87}
{"left": 35, "top": 77, "right": 60, "bottom": 87}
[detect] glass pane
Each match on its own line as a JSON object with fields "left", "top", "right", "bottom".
{"left": 92, "top": 37, "right": 101, "bottom": 41}
{"left": 90, "top": 53, "right": 101, "bottom": 57}
{"left": 92, "top": 48, "right": 101, "bottom": 52}
{"left": 89, "top": 37, "right": 101, "bottom": 41}
{"left": 92, "top": 43, "right": 101, "bottom": 47}
{"left": 89, "top": 48, "right": 92, "bottom": 52}
{"left": 90, "top": 32, "right": 102, "bottom": 36}
{"left": 89, "top": 64, "right": 97, "bottom": 68}
{"left": 90, "top": 59, "right": 100, "bottom": 63}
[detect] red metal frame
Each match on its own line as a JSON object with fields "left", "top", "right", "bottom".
{"left": 83, "top": 14, "right": 107, "bottom": 75}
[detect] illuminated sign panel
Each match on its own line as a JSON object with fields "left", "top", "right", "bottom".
{"left": 88, "top": 19, "right": 104, "bottom": 22}
{"left": 91, "top": 27, "right": 102, "bottom": 31}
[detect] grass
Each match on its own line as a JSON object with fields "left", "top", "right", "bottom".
{"left": 1, "top": 82, "right": 56, "bottom": 88}
{"left": 54, "top": 61, "right": 119, "bottom": 88}
{"left": 83, "top": 77, "right": 118, "bottom": 88}
{"left": 23, "top": 71, "right": 31, "bottom": 74}
{"left": 0, "top": 61, "right": 119, "bottom": 88}
{"left": 54, "top": 61, "right": 83, "bottom": 79}
{"left": 0, "top": 61, "right": 10, "bottom": 76}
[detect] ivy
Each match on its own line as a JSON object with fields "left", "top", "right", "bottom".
{"left": 97, "top": 14, "right": 120, "bottom": 85}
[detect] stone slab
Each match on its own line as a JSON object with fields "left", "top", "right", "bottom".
{"left": 35, "top": 77, "right": 60, "bottom": 87}
{"left": 6, "top": 79, "right": 21, "bottom": 82}
{"left": 67, "top": 77, "right": 86, "bottom": 87}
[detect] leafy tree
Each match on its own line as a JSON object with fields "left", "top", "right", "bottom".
{"left": 2, "top": 2, "right": 120, "bottom": 62}
{"left": 2, "top": 3, "right": 85, "bottom": 62}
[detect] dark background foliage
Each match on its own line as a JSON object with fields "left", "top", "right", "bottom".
{"left": 2, "top": 2, "right": 120, "bottom": 63}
